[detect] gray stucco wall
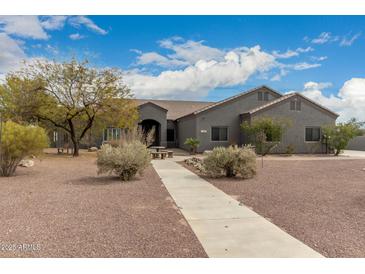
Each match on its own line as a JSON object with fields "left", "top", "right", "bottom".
{"left": 193, "top": 87, "right": 280, "bottom": 152}
{"left": 138, "top": 103, "right": 167, "bottom": 147}
{"left": 251, "top": 95, "right": 337, "bottom": 153}
{"left": 347, "top": 136, "right": 365, "bottom": 151}
{"left": 177, "top": 115, "right": 197, "bottom": 150}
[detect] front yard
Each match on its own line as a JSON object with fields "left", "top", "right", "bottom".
{"left": 0, "top": 151, "right": 206, "bottom": 258}
{"left": 182, "top": 157, "right": 365, "bottom": 257}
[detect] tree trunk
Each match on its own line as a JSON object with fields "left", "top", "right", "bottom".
{"left": 72, "top": 141, "right": 79, "bottom": 157}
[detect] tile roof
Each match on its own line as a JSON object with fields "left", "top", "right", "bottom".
{"left": 134, "top": 99, "right": 214, "bottom": 120}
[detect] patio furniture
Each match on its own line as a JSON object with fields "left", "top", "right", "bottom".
{"left": 151, "top": 151, "right": 168, "bottom": 159}
{"left": 149, "top": 146, "right": 165, "bottom": 152}
{"left": 161, "top": 150, "right": 174, "bottom": 158}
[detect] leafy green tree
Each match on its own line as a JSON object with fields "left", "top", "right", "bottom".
{"left": 241, "top": 117, "right": 291, "bottom": 156}
{"left": 0, "top": 121, "right": 49, "bottom": 177}
{"left": 0, "top": 59, "right": 138, "bottom": 156}
{"left": 184, "top": 137, "right": 200, "bottom": 154}
{"left": 322, "top": 118, "right": 364, "bottom": 156}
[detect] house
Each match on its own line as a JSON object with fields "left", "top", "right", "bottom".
{"left": 101, "top": 85, "right": 338, "bottom": 154}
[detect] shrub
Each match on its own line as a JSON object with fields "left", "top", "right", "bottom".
{"left": 322, "top": 119, "right": 364, "bottom": 156}
{"left": 241, "top": 117, "right": 291, "bottom": 156}
{"left": 203, "top": 146, "right": 256, "bottom": 179}
{"left": 96, "top": 141, "right": 150, "bottom": 181}
{"left": 285, "top": 144, "right": 295, "bottom": 155}
{"left": 184, "top": 137, "right": 200, "bottom": 154}
{"left": 0, "top": 121, "right": 49, "bottom": 177}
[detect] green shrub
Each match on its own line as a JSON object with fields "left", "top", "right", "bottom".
{"left": 184, "top": 137, "right": 200, "bottom": 154}
{"left": 203, "top": 146, "right": 256, "bottom": 179}
{"left": 285, "top": 144, "right": 295, "bottom": 155}
{"left": 323, "top": 119, "right": 364, "bottom": 156}
{"left": 0, "top": 121, "right": 49, "bottom": 177}
{"left": 96, "top": 141, "right": 150, "bottom": 181}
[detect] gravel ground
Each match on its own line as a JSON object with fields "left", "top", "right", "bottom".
{"left": 181, "top": 159, "right": 365, "bottom": 258}
{"left": 0, "top": 152, "right": 207, "bottom": 258}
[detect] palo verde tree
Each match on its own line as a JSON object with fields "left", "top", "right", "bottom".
{"left": 0, "top": 59, "right": 138, "bottom": 156}
{"left": 241, "top": 117, "right": 291, "bottom": 156}
{"left": 322, "top": 118, "right": 364, "bottom": 156}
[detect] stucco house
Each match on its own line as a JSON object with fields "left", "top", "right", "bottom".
{"left": 102, "top": 85, "right": 338, "bottom": 154}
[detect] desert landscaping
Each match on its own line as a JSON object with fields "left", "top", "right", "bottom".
{"left": 0, "top": 150, "right": 206, "bottom": 257}
{"left": 182, "top": 156, "right": 365, "bottom": 257}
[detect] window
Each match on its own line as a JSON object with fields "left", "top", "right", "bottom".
{"left": 258, "top": 91, "right": 263, "bottom": 101}
{"left": 305, "top": 127, "right": 321, "bottom": 142}
{"left": 167, "top": 129, "right": 175, "bottom": 142}
{"left": 290, "top": 99, "right": 301, "bottom": 111}
{"left": 103, "top": 127, "right": 121, "bottom": 141}
{"left": 211, "top": 127, "right": 228, "bottom": 141}
{"left": 258, "top": 91, "right": 269, "bottom": 101}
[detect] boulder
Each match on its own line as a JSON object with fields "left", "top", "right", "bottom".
{"left": 88, "top": 147, "right": 98, "bottom": 152}
{"left": 19, "top": 159, "right": 34, "bottom": 168}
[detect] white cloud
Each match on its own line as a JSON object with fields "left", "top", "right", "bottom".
{"left": 135, "top": 52, "right": 188, "bottom": 68}
{"left": 272, "top": 47, "right": 314, "bottom": 59}
{"left": 0, "top": 33, "right": 26, "bottom": 76}
{"left": 124, "top": 45, "right": 276, "bottom": 99}
{"left": 308, "top": 31, "right": 360, "bottom": 47}
{"left": 295, "top": 79, "right": 365, "bottom": 122}
{"left": 159, "top": 37, "right": 225, "bottom": 64}
{"left": 311, "top": 32, "right": 335, "bottom": 44}
{"left": 44, "top": 44, "right": 59, "bottom": 55}
{"left": 296, "top": 47, "right": 314, "bottom": 53}
{"left": 311, "top": 56, "right": 328, "bottom": 61}
{"left": 69, "top": 33, "right": 85, "bottom": 40}
{"left": 40, "top": 16, "right": 67, "bottom": 30}
{"left": 289, "top": 62, "right": 321, "bottom": 70}
{"left": 69, "top": 16, "right": 107, "bottom": 35}
{"left": 272, "top": 49, "right": 298, "bottom": 59}
{"left": 0, "top": 16, "right": 48, "bottom": 40}
{"left": 340, "top": 32, "right": 362, "bottom": 47}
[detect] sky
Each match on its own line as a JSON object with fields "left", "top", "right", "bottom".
{"left": 0, "top": 15, "right": 364, "bottom": 122}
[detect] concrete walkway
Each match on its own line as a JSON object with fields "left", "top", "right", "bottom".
{"left": 152, "top": 159, "right": 323, "bottom": 258}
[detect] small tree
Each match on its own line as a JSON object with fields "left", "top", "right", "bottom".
{"left": 241, "top": 117, "right": 291, "bottom": 156}
{"left": 0, "top": 121, "right": 49, "bottom": 176}
{"left": 0, "top": 59, "right": 138, "bottom": 157}
{"left": 322, "top": 118, "right": 364, "bottom": 156}
{"left": 184, "top": 137, "right": 200, "bottom": 154}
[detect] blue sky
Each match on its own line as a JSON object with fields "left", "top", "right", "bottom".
{"left": 0, "top": 16, "right": 364, "bottom": 121}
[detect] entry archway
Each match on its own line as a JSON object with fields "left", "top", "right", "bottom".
{"left": 139, "top": 119, "right": 160, "bottom": 146}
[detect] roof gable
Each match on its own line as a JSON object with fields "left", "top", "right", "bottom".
{"left": 178, "top": 85, "right": 282, "bottom": 119}
{"left": 138, "top": 101, "right": 168, "bottom": 112}
{"left": 247, "top": 93, "right": 339, "bottom": 118}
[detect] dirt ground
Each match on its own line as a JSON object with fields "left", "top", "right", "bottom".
{"left": 181, "top": 158, "right": 365, "bottom": 258}
{"left": 0, "top": 151, "right": 207, "bottom": 258}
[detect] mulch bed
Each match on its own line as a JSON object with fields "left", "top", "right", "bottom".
{"left": 0, "top": 153, "right": 207, "bottom": 258}
{"left": 180, "top": 159, "right": 365, "bottom": 258}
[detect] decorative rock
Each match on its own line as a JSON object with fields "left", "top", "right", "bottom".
{"left": 19, "top": 159, "right": 34, "bottom": 168}
{"left": 88, "top": 147, "right": 98, "bottom": 152}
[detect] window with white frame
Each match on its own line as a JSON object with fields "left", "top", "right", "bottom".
{"left": 211, "top": 127, "right": 228, "bottom": 141}
{"left": 305, "top": 127, "right": 321, "bottom": 142}
{"left": 103, "top": 127, "right": 121, "bottom": 142}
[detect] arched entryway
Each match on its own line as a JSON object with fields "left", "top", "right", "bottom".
{"left": 139, "top": 119, "right": 160, "bottom": 146}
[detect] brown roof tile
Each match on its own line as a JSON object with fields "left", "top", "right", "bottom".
{"left": 134, "top": 99, "right": 214, "bottom": 120}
